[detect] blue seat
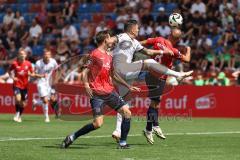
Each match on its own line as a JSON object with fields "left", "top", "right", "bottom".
{"left": 166, "top": 3, "right": 177, "bottom": 13}
{"left": 73, "top": 23, "right": 81, "bottom": 31}
{"left": 18, "top": 0, "right": 28, "bottom": 3}
{"left": 106, "top": 13, "right": 117, "bottom": 20}
{"left": 0, "top": 13, "right": 4, "bottom": 22}
{"left": 78, "top": 13, "right": 92, "bottom": 22}
{"left": 10, "top": 4, "right": 18, "bottom": 12}
{"left": 153, "top": 3, "right": 165, "bottom": 12}
{"left": 32, "top": 45, "right": 44, "bottom": 56}
{"left": 78, "top": 3, "right": 90, "bottom": 14}
{"left": 90, "top": 3, "right": 102, "bottom": 12}
{"left": 18, "top": 4, "right": 29, "bottom": 13}
{"left": 0, "top": 67, "right": 5, "bottom": 75}
{"left": 23, "top": 13, "right": 37, "bottom": 23}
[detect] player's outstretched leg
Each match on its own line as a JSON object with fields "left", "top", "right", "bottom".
{"left": 112, "top": 113, "right": 122, "bottom": 143}
{"left": 13, "top": 92, "right": 23, "bottom": 123}
{"left": 117, "top": 105, "right": 131, "bottom": 149}
{"left": 143, "top": 59, "right": 193, "bottom": 80}
{"left": 61, "top": 116, "right": 102, "bottom": 149}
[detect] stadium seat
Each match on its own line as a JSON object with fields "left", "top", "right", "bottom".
{"left": 32, "top": 45, "right": 44, "bottom": 56}
{"left": 29, "top": 4, "right": 41, "bottom": 13}
{"left": 78, "top": 3, "right": 90, "bottom": 14}
{"left": 90, "top": 3, "right": 103, "bottom": 13}
{"left": 103, "top": 3, "right": 115, "bottom": 12}
{"left": 73, "top": 23, "right": 81, "bottom": 31}
{"left": 153, "top": 3, "right": 165, "bottom": 12}
{"left": 6, "top": 0, "right": 17, "bottom": 3}
{"left": 107, "top": 13, "right": 117, "bottom": 20}
{"left": 17, "top": 0, "right": 28, "bottom": 3}
{"left": 165, "top": 3, "right": 177, "bottom": 13}
{"left": 0, "top": 67, "right": 5, "bottom": 75}
{"left": 92, "top": 14, "right": 104, "bottom": 23}
{"left": 28, "top": 0, "right": 40, "bottom": 3}
{"left": 78, "top": 13, "right": 92, "bottom": 22}
{"left": 10, "top": 4, "right": 18, "bottom": 12}
{"left": 23, "top": 13, "right": 37, "bottom": 23}
{"left": 0, "top": 13, "right": 4, "bottom": 22}
{"left": 18, "top": 4, "right": 29, "bottom": 13}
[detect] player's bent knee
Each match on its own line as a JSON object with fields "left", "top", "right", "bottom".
{"left": 93, "top": 118, "right": 104, "bottom": 129}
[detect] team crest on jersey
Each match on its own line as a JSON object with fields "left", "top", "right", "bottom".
{"left": 25, "top": 66, "right": 28, "bottom": 70}
{"left": 119, "top": 40, "right": 132, "bottom": 50}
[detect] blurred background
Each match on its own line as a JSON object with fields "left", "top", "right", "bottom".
{"left": 0, "top": 0, "right": 239, "bottom": 86}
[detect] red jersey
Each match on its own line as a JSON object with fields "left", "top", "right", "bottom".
{"left": 10, "top": 60, "right": 33, "bottom": 89}
{"left": 146, "top": 37, "right": 184, "bottom": 79}
{"left": 87, "top": 49, "right": 115, "bottom": 95}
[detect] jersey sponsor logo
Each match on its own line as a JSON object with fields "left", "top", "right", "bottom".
{"left": 119, "top": 40, "right": 132, "bottom": 50}
{"left": 18, "top": 70, "right": 26, "bottom": 75}
{"left": 195, "top": 93, "right": 216, "bottom": 110}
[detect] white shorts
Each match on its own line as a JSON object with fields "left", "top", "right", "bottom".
{"left": 37, "top": 84, "right": 55, "bottom": 98}
{"left": 114, "top": 60, "right": 143, "bottom": 80}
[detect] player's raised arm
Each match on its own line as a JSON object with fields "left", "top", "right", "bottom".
{"left": 82, "top": 68, "right": 93, "bottom": 98}
{"left": 139, "top": 47, "right": 174, "bottom": 57}
{"left": 112, "top": 70, "right": 141, "bottom": 92}
{"left": 180, "top": 46, "right": 191, "bottom": 62}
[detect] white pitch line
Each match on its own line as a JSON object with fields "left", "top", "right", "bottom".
{"left": 0, "top": 131, "right": 240, "bottom": 142}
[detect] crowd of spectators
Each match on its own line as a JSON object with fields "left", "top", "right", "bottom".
{"left": 0, "top": 0, "right": 239, "bottom": 85}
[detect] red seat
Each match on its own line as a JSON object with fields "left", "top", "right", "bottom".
{"left": 103, "top": 3, "right": 116, "bottom": 12}
{"left": 29, "top": 4, "right": 42, "bottom": 13}
{"left": 92, "top": 14, "right": 104, "bottom": 23}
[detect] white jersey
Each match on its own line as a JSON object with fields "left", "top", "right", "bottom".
{"left": 113, "top": 33, "right": 144, "bottom": 64}
{"left": 35, "top": 58, "right": 58, "bottom": 86}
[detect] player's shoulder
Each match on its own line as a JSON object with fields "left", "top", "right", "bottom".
{"left": 50, "top": 58, "right": 57, "bottom": 64}
{"left": 25, "top": 60, "right": 32, "bottom": 66}
{"left": 35, "top": 59, "right": 42, "bottom": 65}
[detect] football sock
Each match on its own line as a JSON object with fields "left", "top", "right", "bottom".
{"left": 120, "top": 117, "right": 131, "bottom": 142}
{"left": 144, "top": 59, "right": 181, "bottom": 78}
{"left": 71, "top": 123, "right": 96, "bottom": 141}
{"left": 42, "top": 103, "right": 49, "bottom": 118}
{"left": 152, "top": 108, "right": 159, "bottom": 127}
{"left": 51, "top": 101, "right": 59, "bottom": 114}
{"left": 146, "top": 107, "right": 157, "bottom": 131}
{"left": 115, "top": 113, "right": 122, "bottom": 134}
{"left": 15, "top": 104, "right": 21, "bottom": 117}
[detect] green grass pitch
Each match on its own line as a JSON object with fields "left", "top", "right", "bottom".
{"left": 0, "top": 114, "right": 240, "bottom": 160}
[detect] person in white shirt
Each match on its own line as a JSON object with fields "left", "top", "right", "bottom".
{"left": 13, "top": 11, "right": 24, "bottom": 27}
{"left": 3, "top": 8, "right": 14, "bottom": 25}
{"left": 190, "top": 0, "right": 206, "bottom": 16}
{"left": 61, "top": 21, "right": 79, "bottom": 42}
{"left": 110, "top": 20, "right": 193, "bottom": 141}
{"left": 33, "top": 50, "right": 59, "bottom": 122}
{"left": 139, "top": 24, "right": 153, "bottom": 38}
{"left": 155, "top": 22, "right": 171, "bottom": 38}
{"left": 29, "top": 19, "right": 43, "bottom": 45}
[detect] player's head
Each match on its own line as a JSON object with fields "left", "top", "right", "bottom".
{"left": 43, "top": 49, "right": 52, "bottom": 63}
{"left": 169, "top": 28, "right": 182, "bottom": 45}
{"left": 17, "top": 49, "right": 27, "bottom": 61}
{"left": 95, "top": 30, "right": 112, "bottom": 48}
{"left": 124, "top": 19, "right": 139, "bottom": 38}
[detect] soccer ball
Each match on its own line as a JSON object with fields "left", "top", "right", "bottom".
{"left": 169, "top": 13, "right": 183, "bottom": 28}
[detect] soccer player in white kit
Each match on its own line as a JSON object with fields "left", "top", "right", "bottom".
{"left": 111, "top": 20, "right": 193, "bottom": 141}
{"left": 33, "top": 50, "right": 58, "bottom": 122}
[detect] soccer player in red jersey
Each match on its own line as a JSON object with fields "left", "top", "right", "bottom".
{"left": 8, "top": 49, "right": 34, "bottom": 122}
{"left": 140, "top": 28, "right": 191, "bottom": 144}
{"left": 61, "top": 30, "right": 140, "bottom": 149}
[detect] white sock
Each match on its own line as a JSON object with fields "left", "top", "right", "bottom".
{"left": 15, "top": 112, "right": 20, "bottom": 118}
{"left": 144, "top": 59, "right": 181, "bottom": 78}
{"left": 42, "top": 103, "right": 49, "bottom": 119}
{"left": 115, "top": 113, "right": 122, "bottom": 134}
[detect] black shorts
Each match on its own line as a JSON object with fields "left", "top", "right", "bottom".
{"left": 90, "top": 92, "right": 127, "bottom": 117}
{"left": 145, "top": 73, "right": 166, "bottom": 102}
{"left": 13, "top": 87, "right": 28, "bottom": 101}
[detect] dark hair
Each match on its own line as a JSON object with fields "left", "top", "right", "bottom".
{"left": 124, "top": 19, "right": 138, "bottom": 32}
{"left": 95, "top": 30, "right": 110, "bottom": 45}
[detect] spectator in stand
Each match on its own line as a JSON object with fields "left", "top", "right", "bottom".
{"left": 105, "top": 15, "right": 116, "bottom": 30}
{"left": 0, "top": 40, "right": 7, "bottom": 61}
{"left": 205, "top": 71, "right": 218, "bottom": 85}
{"left": 219, "top": 0, "right": 233, "bottom": 13}
{"left": 156, "top": 7, "right": 168, "bottom": 25}
{"left": 16, "top": 20, "right": 29, "bottom": 46}
{"left": 3, "top": 8, "right": 14, "bottom": 26}
{"left": 217, "top": 72, "right": 230, "bottom": 86}
{"left": 139, "top": 0, "right": 152, "bottom": 10}
{"left": 29, "top": 19, "right": 43, "bottom": 46}
{"left": 116, "top": 8, "right": 129, "bottom": 31}
{"left": 19, "top": 40, "right": 32, "bottom": 57}
{"left": 190, "top": 0, "right": 206, "bottom": 16}
{"left": 141, "top": 9, "right": 154, "bottom": 26}
{"left": 62, "top": 0, "right": 78, "bottom": 23}
{"left": 194, "top": 74, "right": 205, "bottom": 86}
{"left": 13, "top": 11, "right": 24, "bottom": 27}
{"left": 155, "top": 20, "right": 171, "bottom": 38}
{"left": 126, "top": 7, "right": 139, "bottom": 22}
{"left": 139, "top": 23, "right": 153, "bottom": 39}
{"left": 56, "top": 40, "right": 70, "bottom": 63}
{"left": 95, "top": 22, "right": 108, "bottom": 34}
{"left": 79, "top": 19, "right": 93, "bottom": 46}
{"left": 126, "top": 0, "right": 140, "bottom": 10}
{"left": 61, "top": 20, "right": 79, "bottom": 42}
